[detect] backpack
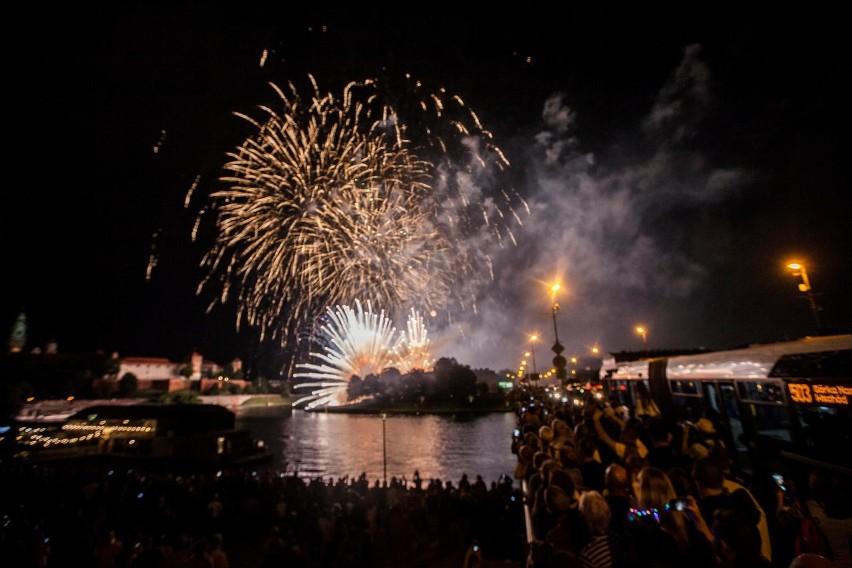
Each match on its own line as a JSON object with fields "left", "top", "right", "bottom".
{"left": 794, "top": 516, "right": 833, "bottom": 559}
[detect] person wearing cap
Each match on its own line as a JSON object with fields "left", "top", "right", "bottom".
{"left": 683, "top": 417, "right": 723, "bottom": 461}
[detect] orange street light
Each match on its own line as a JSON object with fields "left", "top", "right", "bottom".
{"left": 787, "top": 261, "right": 822, "bottom": 334}
{"left": 549, "top": 282, "right": 567, "bottom": 383}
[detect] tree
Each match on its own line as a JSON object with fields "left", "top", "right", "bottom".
{"left": 118, "top": 372, "right": 138, "bottom": 397}
{"left": 224, "top": 362, "right": 245, "bottom": 380}
{"left": 102, "top": 353, "right": 121, "bottom": 379}
{"left": 433, "top": 357, "right": 477, "bottom": 401}
{"left": 347, "top": 375, "right": 363, "bottom": 400}
{"left": 153, "top": 390, "right": 200, "bottom": 404}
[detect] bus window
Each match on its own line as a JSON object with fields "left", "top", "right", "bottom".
{"left": 715, "top": 382, "right": 751, "bottom": 473}
{"left": 670, "top": 379, "right": 700, "bottom": 395}
{"left": 737, "top": 381, "right": 785, "bottom": 403}
{"left": 604, "top": 380, "right": 631, "bottom": 407}
{"left": 671, "top": 394, "right": 703, "bottom": 422}
{"left": 746, "top": 403, "right": 792, "bottom": 442}
{"left": 790, "top": 405, "right": 852, "bottom": 470}
{"left": 704, "top": 382, "right": 721, "bottom": 415}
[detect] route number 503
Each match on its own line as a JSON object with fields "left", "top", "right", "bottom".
{"left": 788, "top": 383, "right": 812, "bottom": 403}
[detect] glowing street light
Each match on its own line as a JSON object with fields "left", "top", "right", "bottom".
{"left": 550, "top": 284, "right": 561, "bottom": 344}
{"left": 787, "top": 262, "right": 822, "bottom": 334}
{"left": 635, "top": 326, "right": 648, "bottom": 344}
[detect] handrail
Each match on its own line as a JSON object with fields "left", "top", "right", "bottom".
{"left": 522, "top": 478, "right": 535, "bottom": 545}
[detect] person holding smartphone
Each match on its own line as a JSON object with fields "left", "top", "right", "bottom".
{"left": 692, "top": 457, "right": 762, "bottom": 532}
{"left": 463, "top": 540, "right": 483, "bottom": 568}
{"left": 625, "top": 467, "right": 716, "bottom": 568}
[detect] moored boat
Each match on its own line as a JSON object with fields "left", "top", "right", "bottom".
{"left": 11, "top": 403, "right": 272, "bottom": 471}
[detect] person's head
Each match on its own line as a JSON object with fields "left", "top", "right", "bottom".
{"left": 533, "top": 451, "right": 552, "bottom": 472}
{"left": 692, "top": 457, "right": 725, "bottom": 494}
{"left": 621, "top": 417, "right": 644, "bottom": 443}
{"left": 558, "top": 444, "right": 580, "bottom": 468}
{"left": 625, "top": 456, "right": 649, "bottom": 481}
{"left": 604, "top": 463, "right": 631, "bottom": 496}
{"left": 552, "top": 418, "right": 573, "bottom": 440}
{"left": 712, "top": 508, "right": 762, "bottom": 562}
{"left": 539, "top": 425, "right": 555, "bottom": 444}
{"left": 666, "top": 467, "right": 696, "bottom": 499}
{"left": 548, "top": 467, "right": 575, "bottom": 497}
{"left": 578, "top": 436, "right": 598, "bottom": 460}
{"left": 579, "top": 490, "right": 611, "bottom": 536}
{"left": 525, "top": 432, "right": 543, "bottom": 451}
{"left": 211, "top": 533, "right": 223, "bottom": 550}
{"left": 648, "top": 417, "right": 671, "bottom": 444}
{"left": 544, "top": 485, "right": 573, "bottom": 517}
{"left": 789, "top": 553, "right": 835, "bottom": 568}
{"left": 636, "top": 467, "right": 677, "bottom": 510}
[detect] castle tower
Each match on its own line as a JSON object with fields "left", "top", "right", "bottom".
{"left": 8, "top": 311, "right": 27, "bottom": 354}
{"left": 191, "top": 351, "right": 203, "bottom": 380}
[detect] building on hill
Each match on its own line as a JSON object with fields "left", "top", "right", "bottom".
{"left": 109, "top": 353, "right": 249, "bottom": 394}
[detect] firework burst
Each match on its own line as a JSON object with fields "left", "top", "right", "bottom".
{"left": 393, "top": 308, "right": 435, "bottom": 374}
{"left": 292, "top": 300, "right": 433, "bottom": 408}
{"left": 197, "top": 75, "right": 526, "bottom": 374}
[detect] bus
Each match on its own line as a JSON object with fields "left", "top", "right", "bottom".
{"left": 599, "top": 334, "right": 852, "bottom": 481}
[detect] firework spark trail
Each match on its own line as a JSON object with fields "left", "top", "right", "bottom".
{"left": 198, "top": 75, "right": 526, "bottom": 373}
{"left": 293, "top": 300, "right": 433, "bottom": 408}
{"left": 293, "top": 301, "right": 435, "bottom": 408}
{"left": 393, "top": 308, "right": 435, "bottom": 374}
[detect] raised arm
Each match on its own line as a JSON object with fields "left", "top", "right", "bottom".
{"left": 593, "top": 408, "right": 620, "bottom": 454}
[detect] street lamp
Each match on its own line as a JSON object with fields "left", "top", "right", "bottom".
{"left": 550, "top": 284, "right": 561, "bottom": 345}
{"left": 787, "top": 262, "right": 822, "bottom": 334}
{"left": 635, "top": 326, "right": 648, "bottom": 344}
{"left": 549, "top": 283, "right": 567, "bottom": 382}
{"left": 381, "top": 413, "right": 387, "bottom": 484}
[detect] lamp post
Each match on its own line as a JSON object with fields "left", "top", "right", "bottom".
{"left": 529, "top": 335, "right": 538, "bottom": 376}
{"left": 549, "top": 283, "right": 567, "bottom": 383}
{"left": 787, "top": 262, "right": 822, "bottom": 334}
{"left": 381, "top": 413, "right": 387, "bottom": 484}
{"left": 635, "top": 326, "right": 648, "bottom": 345}
{"left": 550, "top": 284, "right": 561, "bottom": 344}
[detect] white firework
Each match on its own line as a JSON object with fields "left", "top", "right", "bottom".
{"left": 293, "top": 301, "right": 435, "bottom": 409}
{"left": 393, "top": 308, "right": 435, "bottom": 374}
{"left": 293, "top": 300, "right": 402, "bottom": 408}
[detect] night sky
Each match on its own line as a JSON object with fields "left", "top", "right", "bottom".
{"left": 4, "top": 4, "right": 850, "bottom": 376}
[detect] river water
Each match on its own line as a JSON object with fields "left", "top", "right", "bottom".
{"left": 235, "top": 408, "right": 520, "bottom": 487}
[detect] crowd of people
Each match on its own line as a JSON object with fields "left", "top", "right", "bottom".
{"left": 2, "top": 385, "right": 850, "bottom": 568}
{"left": 512, "top": 385, "right": 851, "bottom": 568}
{"left": 0, "top": 457, "right": 528, "bottom": 567}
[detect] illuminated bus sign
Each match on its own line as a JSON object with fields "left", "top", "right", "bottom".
{"left": 787, "top": 381, "right": 852, "bottom": 406}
